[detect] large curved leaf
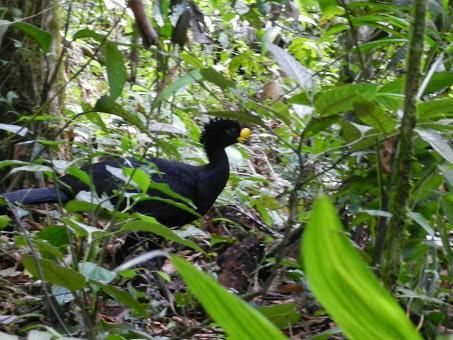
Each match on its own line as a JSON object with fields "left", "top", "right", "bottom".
{"left": 301, "top": 196, "right": 421, "bottom": 340}
{"left": 172, "top": 256, "right": 287, "bottom": 340}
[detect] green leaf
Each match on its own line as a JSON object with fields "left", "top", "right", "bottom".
{"left": 200, "top": 67, "right": 236, "bottom": 89}
{"left": 353, "top": 97, "right": 396, "bottom": 133}
{"left": 63, "top": 217, "right": 107, "bottom": 241}
{"left": 12, "top": 22, "right": 52, "bottom": 52}
{"left": 100, "top": 284, "right": 148, "bottom": 317}
{"left": 416, "top": 129, "right": 453, "bottom": 164}
{"left": 101, "top": 42, "right": 127, "bottom": 100}
{"left": 36, "top": 226, "right": 69, "bottom": 247}
{"left": 22, "top": 256, "right": 86, "bottom": 292}
{"left": 94, "top": 95, "right": 146, "bottom": 131}
{"left": 32, "top": 239, "right": 64, "bottom": 259}
{"left": 303, "top": 114, "right": 340, "bottom": 137}
{"left": 301, "top": 196, "right": 421, "bottom": 340}
{"left": 382, "top": 72, "right": 453, "bottom": 95}
{"left": 172, "top": 256, "right": 287, "bottom": 340}
{"left": 258, "top": 303, "right": 301, "bottom": 328}
{"left": 148, "top": 181, "right": 196, "bottom": 208}
{"left": 0, "top": 160, "right": 28, "bottom": 170}
{"left": 0, "top": 215, "right": 11, "bottom": 230}
{"left": 121, "top": 219, "right": 204, "bottom": 253}
{"left": 181, "top": 52, "right": 204, "bottom": 68}
{"left": 123, "top": 168, "right": 150, "bottom": 193}
{"left": 417, "top": 98, "right": 453, "bottom": 121}
{"left": 66, "top": 167, "right": 92, "bottom": 187}
{"left": 79, "top": 262, "right": 116, "bottom": 283}
{"left": 358, "top": 38, "right": 407, "bottom": 53}
{"left": 73, "top": 28, "right": 105, "bottom": 41}
{"left": 314, "top": 83, "right": 378, "bottom": 116}
{"left": 154, "top": 69, "right": 203, "bottom": 106}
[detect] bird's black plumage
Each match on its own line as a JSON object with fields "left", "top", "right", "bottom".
{"left": 1, "top": 119, "right": 251, "bottom": 261}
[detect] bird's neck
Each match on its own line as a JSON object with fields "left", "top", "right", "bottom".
{"left": 203, "top": 145, "right": 230, "bottom": 183}
{"left": 205, "top": 144, "right": 228, "bottom": 166}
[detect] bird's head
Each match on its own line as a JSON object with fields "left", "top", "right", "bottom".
{"left": 200, "top": 119, "right": 251, "bottom": 148}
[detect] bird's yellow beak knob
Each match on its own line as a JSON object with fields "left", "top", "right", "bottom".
{"left": 237, "top": 128, "right": 252, "bottom": 143}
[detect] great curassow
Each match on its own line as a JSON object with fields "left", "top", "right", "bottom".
{"left": 1, "top": 119, "right": 252, "bottom": 263}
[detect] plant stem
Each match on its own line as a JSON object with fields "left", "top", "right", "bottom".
{"left": 380, "top": 0, "right": 427, "bottom": 288}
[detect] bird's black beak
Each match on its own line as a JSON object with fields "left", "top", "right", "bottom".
{"left": 237, "top": 128, "right": 252, "bottom": 143}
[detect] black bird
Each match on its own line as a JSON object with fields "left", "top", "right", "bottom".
{"left": 1, "top": 119, "right": 251, "bottom": 260}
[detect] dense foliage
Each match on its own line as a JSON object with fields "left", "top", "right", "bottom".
{"left": 0, "top": 0, "right": 452, "bottom": 339}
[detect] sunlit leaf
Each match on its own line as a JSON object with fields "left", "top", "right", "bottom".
{"left": 301, "top": 196, "right": 421, "bottom": 340}
{"left": 121, "top": 218, "right": 204, "bottom": 253}
{"left": 172, "top": 256, "right": 287, "bottom": 340}
{"left": 102, "top": 41, "right": 127, "bottom": 100}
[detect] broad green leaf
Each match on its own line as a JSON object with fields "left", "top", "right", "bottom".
{"left": 417, "top": 98, "right": 453, "bottom": 121}
{"left": 200, "top": 67, "right": 236, "bottom": 89}
{"left": 181, "top": 52, "right": 204, "bottom": 68}
{"left": 85, "top": 112, "right": 108, "bottom": 132}
{"left": 258, "top": 303, "right": 301, "bottom": 328}
{"left": 301, "top": 196, "right": 421, "bottom": 340}
{"left": 100, "top": 284, "right": 148, "bottom": 317}
{"left": 303, "top": 115, "right": 340, "bottom": 137}
{"left": 416, "top": 129, "right": 453, "bottom": 164}
{"left": 0, "top": 160, "right": 28, "bottom": 170}
{"left": 408, "top": 211, "right": 434, "bottom": 236}
{"left": 0, "top": 215, "right": 11, "bottom": 229}
{"left": 121, "top": 219, "right": 204, "bottom": 253}
{"left": 37, "top": 226, "right": 69, "bottom": 247}
{"left": 382, "top": 72, "right": 453, "bottom": 95}
{"left": 123, "top": 168, "right": 150, "bottom": 193}
{"left": 353, "top": 97, "right": 396, "bottom": 133}
{"left": 172, "top": 256, "right": 287, "bottom": 340}
{"left": 22, "top": 256, "right": 86, "bottom": 292}
{"left": 13, "top": 22, "right": 52, "bottom": 52}
{"left": 358, "top": 38, "right": 407, "bottom": 53}
{"left": 73, "top": 28, "right": 105, "bottom": 41}
{"left": 94, "top": 95, "right": 146, "bottom": 131}
{"left": 62, "top": 217, "right": 107, "bottom": 242}
{"left": 148, "top": 181, "right": 196, "bottom": 208}
{"left": 32, "top": 239, "right": 64, "bottom": 259}
{"left": 66, "top": 167, "right": 92, "bottom": 187}
{"left": 101, "top": 42, "right": 127, "bottom": 100}
{"left": 79, "top": 262, "right": 116, "bottom": 283}
{"left": 154, "top": 69, "right": 203, "bottom": 106}
{"left": 314, "top": 83, "right": 378, "bottom": 116}
{"left": 352, "top": 15, "right": 410, "bottom": 33}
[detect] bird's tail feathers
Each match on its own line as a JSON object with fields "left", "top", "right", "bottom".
{"left": 1, "top": 188, "right": 68, "bottom": 207}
